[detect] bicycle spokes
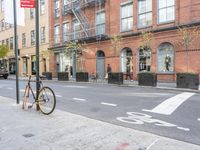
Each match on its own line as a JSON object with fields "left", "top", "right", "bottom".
{"left": 38, "top": 87, "right": 56, "bottom": 115}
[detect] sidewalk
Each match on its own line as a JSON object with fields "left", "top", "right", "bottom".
{"left": 8, "top": 75, "right": 200, "bottom": 93}
{"left": 0, "top": 96, "right": 200, "bottom": 150}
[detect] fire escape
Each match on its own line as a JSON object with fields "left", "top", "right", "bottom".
{"left": 63, "top": 0, "right": 106, "bottom": 41}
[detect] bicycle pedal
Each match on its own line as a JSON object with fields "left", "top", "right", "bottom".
{"left": 28, "top": 105, "right": 33, "bottom": 109}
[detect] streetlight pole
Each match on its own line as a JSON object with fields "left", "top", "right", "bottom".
{"left": 13, "top": 0, "right": 19, "bottom": 104}
{"left": 35, "top": 0, "right": 40, "bottom": 110}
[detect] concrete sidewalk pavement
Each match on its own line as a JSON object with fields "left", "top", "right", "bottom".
{"left": 0, "top": 96, "right": 200, "bottom": 150}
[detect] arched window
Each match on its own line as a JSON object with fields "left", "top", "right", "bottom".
{"left": 138, "top": 47, "right": 152, "bottom": 72}
{"left": 157, "top": 43, "right": 174, "bottom": 73}
{"left": 120, "top": 48, "right": 133, "bottom": 73}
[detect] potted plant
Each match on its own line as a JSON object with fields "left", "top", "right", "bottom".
{"left": 108, "top": 34, "right": 123, "bottom": 85}
{"left": 176, "top": 26, "right": 200, "bottom": 90}
{"left": 65, "top": 41, "right": 89, "bottom": 82}
{"left": 138, "top": 72, "right": 157, "bottom": 87}
{"left": 137, "top": 31, "right": 157, "bottom": 86}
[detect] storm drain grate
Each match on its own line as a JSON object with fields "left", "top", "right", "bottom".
{"left": 22, "top": 133, "right": 35, "bottom": 138}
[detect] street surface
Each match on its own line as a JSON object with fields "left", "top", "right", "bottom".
{"left": 0, "top": 79, "right": 200, "bottom": 146}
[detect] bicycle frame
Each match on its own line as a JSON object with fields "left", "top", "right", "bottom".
{"left": 23, "top": 75, "right": 44, "bottom": 109}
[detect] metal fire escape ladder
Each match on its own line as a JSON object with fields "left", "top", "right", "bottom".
{"left": 71, "top": 0, "right": 89, "bottom": 38}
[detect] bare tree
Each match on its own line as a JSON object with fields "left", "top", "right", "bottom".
{"left": 65, "top": 41, "right": 88, "bottom": 72}
{"left": 110, "top": 34, "right": 123, "bottom": 71}
{"left": 40, "top": 49, "right": 53, "bottom": 72}
{"left": 177, "top": 26, "right": 200, "bottom": 72}
{"left": 139, "top": 30, "right": 154, "bottom": 51}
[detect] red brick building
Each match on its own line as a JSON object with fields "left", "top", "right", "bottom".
{"left": 49, "top": 0, "right": 200, "bottom": 81}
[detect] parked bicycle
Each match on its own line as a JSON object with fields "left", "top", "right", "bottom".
{"left": 22, "top": 75, "right": 56, "bottom": 115}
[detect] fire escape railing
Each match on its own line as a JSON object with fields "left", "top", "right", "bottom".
{"left": 63, "top": 0, "right": 106, "bottom": 41}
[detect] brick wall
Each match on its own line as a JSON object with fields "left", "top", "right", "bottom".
{"left": 48, "top": 0, "right": 200, "bottom": 80}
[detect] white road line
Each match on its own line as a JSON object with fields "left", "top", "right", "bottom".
{"left": 177, "top": 127, "right": 190, "bottom": 131}
{"left": 101, "top": 102, "right": 117, "bottom": 107}
{"left": 143, "top": 92, "right": 195, "bottom": 115}
{"left": 55, "top": 95, "right": 62, "bottom": 98}
{"left": 63, "top": 85, "right": 88, "bottom": 89}
{"left": 7, "top": 87, "right": 13, "bottom": 90}
{"left": 146, "top": 139, "right": 159, "bottom": 150}
{"left": 72, "top": 98, "right": 86, "bottom": 101}
{"left": 198, "top": 118, "right": 200, "bottom": 122}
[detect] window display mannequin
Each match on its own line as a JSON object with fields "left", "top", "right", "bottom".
{"left": 165, "top": 54, "right": 171, "bottom": 71}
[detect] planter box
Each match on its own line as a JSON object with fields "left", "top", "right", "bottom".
{"left": 108, "top": 72, "right": 123, "bottom": 85}
{"left": 138, "top": 72, "right": 157, "bottom": 87}
{"left": 76, "top": 72, "right": 89, "bottom": 82}
{"left": 57, "top": 72, "right": 69, "bottom": 81}
{"left": 42, "top": 72, "right": 52, "bottom": 80}
{"left": 176, "top": 73, "right": 199, "bottom": 90}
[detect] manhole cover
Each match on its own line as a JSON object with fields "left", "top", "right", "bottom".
{"left": 22, "top": 133, "right": 35, "bottom": 138}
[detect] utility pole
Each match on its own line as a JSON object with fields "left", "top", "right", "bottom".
{"left": 35, "top": 0, "right": 40, "bottom": 110}
{"left": 13, "top": 0, "right": 20, "bottom": 104}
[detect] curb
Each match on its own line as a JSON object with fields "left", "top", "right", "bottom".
{"left": 8, "top": 77, "right": 200, "bottom": 94}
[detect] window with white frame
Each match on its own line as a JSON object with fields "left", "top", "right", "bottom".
{"left": 0, "top": 0, "right": 4, "bottom": 12}
{"left": 54, "top": 25, "right": 60, "bottom": 44}
{"left": 40, "top": 0, "right": 45, "bottom": 15}
{"left": 6, "top": 38, "right": 9, "bottom": 46}
{"left": 22, "top": 33, "right": 26, "bottom": 47}
{"left": 40, "top": 27, "right": 45, "bottom": 43}
{"left": 31, "top": 30, "right": 35, "bottom": 46}
{"left": 63, "top": 22, "right": 70, "bottom": 42}
{"left": 138, "top": 0, "right": 152, "bottom": 28}
{"left": 96, "top": 11, "right": 105, "bottom": 35}
{"left": 0, "top": 19, "right": 4, "bottom": 31}
{"left": 30, "top": 8, "right": 35, "bottom": 19}
{"left": 72, "top": 20, "right": 81, "bottom": 40}
{"left": 54, "top": 0, "right": 60, "bottom": 18}
{"left": 10, "top": 37, "right": 13, "bottom": 50}
{"left": 158, "top": 0, "right": 175, "bottom": 23}
{"left": 121, "top": 3, "right": 133, "bottom": 32}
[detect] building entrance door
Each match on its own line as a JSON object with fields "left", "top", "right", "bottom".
{"left": 96, "top": 50, "right": 105, "bottom": 79}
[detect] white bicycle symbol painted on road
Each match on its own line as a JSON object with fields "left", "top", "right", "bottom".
{"left": 117, "top": 112, "right": 190, "bottom": 131}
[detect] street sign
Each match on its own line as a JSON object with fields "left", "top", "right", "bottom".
{"left": 20, "top": 0, "right": 35, "bottom": 8}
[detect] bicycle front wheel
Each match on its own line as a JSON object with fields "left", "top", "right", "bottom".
{"left": 38, "top": 87, "right": 56, "bottom": 115}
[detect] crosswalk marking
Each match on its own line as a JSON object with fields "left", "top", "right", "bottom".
{"left": 143, "top": 92, "right": 195, "bottom": 115}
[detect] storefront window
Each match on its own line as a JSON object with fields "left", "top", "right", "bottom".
{"left": 121, "top": 48, "right": 133, "bottom": 73}
{"left": 139, "top": 47, "right": 152, "bottom": 72}
{"left": 56, "top": 52, "right": 72, "bottom": 72}
{"left": 157, "top": 43, "right": 174, "bottom": 73}
{"left": 31, "top": 55, "right": 36, "bottom": 75}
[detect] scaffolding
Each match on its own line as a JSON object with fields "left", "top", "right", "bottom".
{"left": 63, "top": 0, "right": 106, "bottom": 41}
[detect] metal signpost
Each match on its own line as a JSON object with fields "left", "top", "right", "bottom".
{"left": 13, "top": 0, "right": 19, "bottom": 104}
{"left": 20, "top": 0, "right": 39, "bottom": 110}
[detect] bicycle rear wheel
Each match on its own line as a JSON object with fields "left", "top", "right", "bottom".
{"left": 38, "top": 87, "right": 56, "bottom": 115}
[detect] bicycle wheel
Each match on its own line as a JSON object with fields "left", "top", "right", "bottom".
{"left": 38, "top": 87, "right": 56, "bottom": 115}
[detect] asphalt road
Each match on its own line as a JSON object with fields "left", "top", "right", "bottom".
{"left": 0, "top": 79, "right": 200, "bottom": 145}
